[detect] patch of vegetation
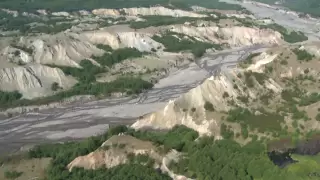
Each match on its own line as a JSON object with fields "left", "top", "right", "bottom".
{"left": 287, "top": 154, "right": 320, "bottom": 177}
{"left": 0, "top": 0, "right": 244, "bottom": 12}
{"left": 16, "top": 123, "right": 320, "bottom": 180}
{"left": 27, "top": 125, "right": 198, "bottom": 179}
{"left": 243, "top": 71, "right": 267, "bottom": 87}
{"left": 227, "top": 107, "right": 284, "bottom": 133}
{"left": 281, "top": 88, "right": 303, "bottom": 104}
{"left": 290, "top": 106, "right": 309, "bottom": 121}
{"left": 0, "top": 90, "right": 23, "bottom": 106}
{"left": 11, "top": 44, "right": 33, "bottom": 54}
{"left": 237, "top": 96, "right": 249, "bottom": 104}
{"left": 48, "top": 60, "right": 105, "bottom": 83}
{"left": 240, "top": 52, "right": 261, "bottom": 68}
{"left": 130, "top": 16, "right": 198, "bottom": 29}
{"left": 292, "top": 48, "right": 314, "bottom": 62}
{"left": 222, "top": 92, "right": 230, "bottom": 98}
{"left": 281, "top": 87, "right": 320, "bottom": 107}
{"left": 4, "top": 170, "right": 23, "bottom": 179}
{"left": 51, "top": 82, "right": 60, "bottom": 91}
{"left": 152, "top": 32, "right": 222, "bottom": 57}
{"left": 316, "top": 113, "right": 320, "bottom": 121}
{"left": 0, "top": 76, "right": 153, "bottom": 109}
{"left": 96, "top": 44, "right": 113, "bottom": 52}
{"left": 204, "top": 101, "right": 215, "bottom": 111}
{"left": 280, "top": 59, "right": 288, "bottom": 65}
{"left": 259, "top": 91, "right": 274, "bottom": 105}
{"left": 220, "top": 123, "right": 234, "bottom": 139}
{"left": 127, "top": 153, "right": 155, "bottom": 167}
{"left": 299, "top": 92, "right": 320, "bottom": 106}
{"left": 92, "top": 48, "right": 144, "bottom": 67}
{"left": 26, "top": 23, "right": 75, "bottom": 34}
{"left": 252, "top": 72, "right": 268, "bottom": 85}
{"left": 0, "top": 13, "right": 76, "bottom": 35}
{"left": 262, "top": 24, "right": 308, "bottom": 43}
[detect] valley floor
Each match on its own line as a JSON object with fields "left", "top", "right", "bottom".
{"left": 0, "top": 45, "right": 265, "bottom": 154}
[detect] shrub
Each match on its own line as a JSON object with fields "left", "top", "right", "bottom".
{"left": 4, "top": 171, "right": 23, "bottom": 179}
{"left": 204, "top": 101, "right": 215, "bottom": 112}
{"left": 223, "top": 92, "right": 229, "bottom": 98}
{"left": 292, "top": 48, "right": 314, "bottom": 61}
{"left": 280, "top": 59, "right": 288, "bottom": 65}
{"left": 51, "top": 82, "right": 60, "bottom": 91}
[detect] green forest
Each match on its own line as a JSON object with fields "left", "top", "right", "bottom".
{"left": 24, "top": 125, "right": 320, "bottom": 180}
{"left": 0, "top": 0, "right": 244, "bottom": 12}
{"left": 253, "top": 0, "right": 320, "bottom": 17}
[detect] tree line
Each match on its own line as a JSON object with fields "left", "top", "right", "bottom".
{"left": 25, "top": 124, "right": 318, "bottom": 180}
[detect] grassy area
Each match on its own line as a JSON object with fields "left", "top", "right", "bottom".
{"left": 152, "top": 32, "right": 222, "bottom": 57}
{"left": 287, "top": 154, "right": 320, "bottom": 178}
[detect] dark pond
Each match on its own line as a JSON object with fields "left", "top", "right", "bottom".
{"left": 267, "top": 134, "right": 320, "bottom": 168}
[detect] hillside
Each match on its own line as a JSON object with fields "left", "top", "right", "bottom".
{"left": 133, "top": 43, "right": 320, "bottom": 142}
{"left": 2, "top": 1, "right": 320, "bottom": 180}
{"left": 0, "top": 4, "right": 307, "bottom": 112}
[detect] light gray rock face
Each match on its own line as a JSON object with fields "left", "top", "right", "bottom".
{"left": 0, "top": 65, "right": 77, "bottom": 99}
{"left": 92, "top": 6, "right": 206, "bottom": 17}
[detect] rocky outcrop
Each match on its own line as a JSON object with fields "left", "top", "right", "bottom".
{"left": 67, "top": 135, "right": 161, "bottom": 171}
{"left": 92, "top": 9, "right": 121, "bottom": 16}
{"left": 132, "top": 52, "right": 282, "bottom": 136}
{"left": 0, "top": 34, "right": 104, "bottom": 67}
{"left": 92, "top": 6, "right": 206, "bottom": 17}
{"left": 0, "top": 65, "right": 77, "bottom": 99}
{"left": 132, "top": 74, "right": 236, "bottom": 135}
{"left": 123, "top": 7, "right": 206, "bottom": 17}
{"left": 83, "top": 31, "right": 163, "bottom": 51}
{"left": 170, "top": 25, "right": 283, "bottom": 46}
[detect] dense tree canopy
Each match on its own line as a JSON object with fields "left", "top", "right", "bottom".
{"left": 26, "top": 125, "right": 320, "bottom": 180}
{"left": 0, "top": 0, "right": 244, "bottom": 12}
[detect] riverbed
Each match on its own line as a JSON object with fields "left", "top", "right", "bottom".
{"left": 0, "top": 45, "right": 265, "bottom": 154}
